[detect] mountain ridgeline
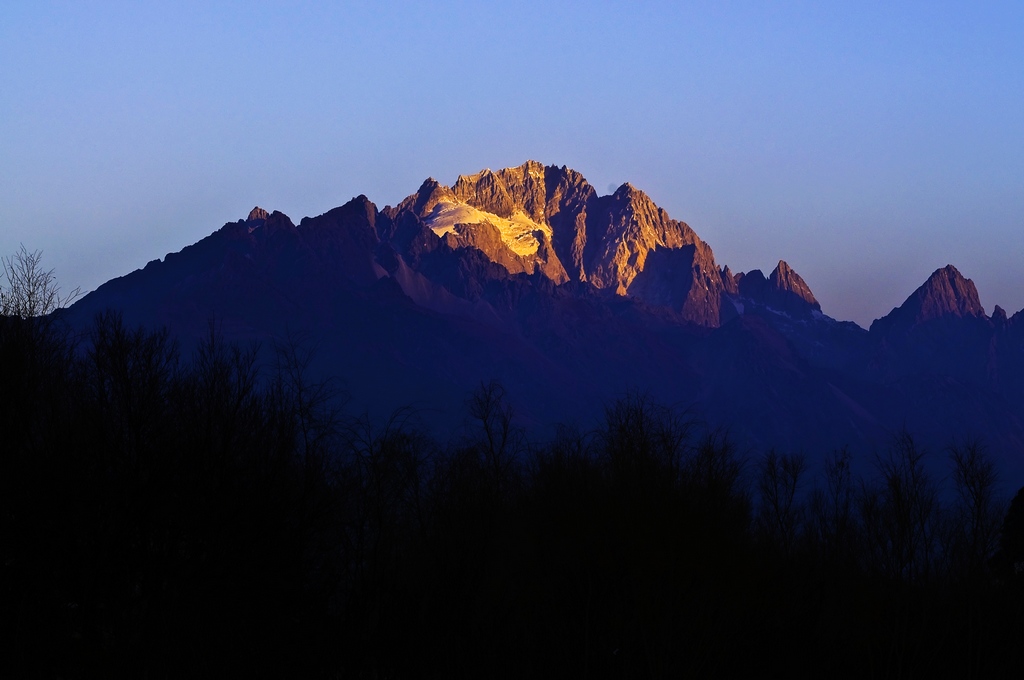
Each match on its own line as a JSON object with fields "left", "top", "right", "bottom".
{"left": 64, "top": 161, "right": 1024, "bottom": 480}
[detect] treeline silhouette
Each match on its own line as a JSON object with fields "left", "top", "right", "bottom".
{"left": 3, "top": 311, "right": 1024, "bottom": 678}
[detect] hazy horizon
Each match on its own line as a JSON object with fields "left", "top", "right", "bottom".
{"left": 3, "top": 2, "right": 1022, "bottom": 328}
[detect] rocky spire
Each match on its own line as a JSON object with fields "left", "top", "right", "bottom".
{"left": 768, "top": 260, "right": 821, "bottom": 313}
{"left": 720, "top": 265, "right": 739, "bottom": 296}
{"left": 870, "top": 265, "right": 986, "bottom": 334}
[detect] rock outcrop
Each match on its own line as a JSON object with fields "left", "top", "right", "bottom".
{"left": 720, "top": 266, "right": 739, "bottom": 296}
{"left": 247, "top": 206, "right": 270, "bottom": 222}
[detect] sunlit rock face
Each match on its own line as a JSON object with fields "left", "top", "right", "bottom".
{"left": 394, "top": 160, "right": 726, "bottom": 326}
{"left": 247, "top": 206, "right": 269, "bottom": 223}
{"left": 720, "top": 265, "right": 739, "bottom": 296}
{"left": 453, "top": 161, "right": 549, "bottom": 222}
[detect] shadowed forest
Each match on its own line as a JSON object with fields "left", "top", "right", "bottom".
{"left": 4, "top": 309, "right": 1024, "bottom": 678}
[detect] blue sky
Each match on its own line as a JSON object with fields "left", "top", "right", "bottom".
{"left": 2, "top": 1, "right": 1022, "bottom": 327}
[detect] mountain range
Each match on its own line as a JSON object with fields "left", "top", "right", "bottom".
{"left": 63, "top": 161, "right": 1024, "bottom": 481}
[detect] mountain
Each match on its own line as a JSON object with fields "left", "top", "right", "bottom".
{"left": 871, "top": 265, "right": 986, "bottom": 335}
{"left": 391, "top": 161, "right": 728, "bottom": 326}
{"left": 866, "top": 265, "right": 1024, "bottom": 407}
{"left": 62, "top": 161, "right": 1024, "bottom": 482}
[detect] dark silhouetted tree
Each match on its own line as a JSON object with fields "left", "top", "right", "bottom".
{"left": 996, "top": 486, "right": 1024, "bottom": 579}
{"left": 809, "top": 447, "right": 857, "bottom": 567}
{"left": 600, "top": 389, "right": 691, "bottom": 491}
{"left": 944, "top": 437, "right": 1003, "bottom": 580}
{"left": 755, "top": 449, "right": 807, "bottom": 556}
{"left": 861, "top": 430, "right": 939, "bottom": 582}
{"left": 466, "top": 379, "right": 523, "bottom": 497}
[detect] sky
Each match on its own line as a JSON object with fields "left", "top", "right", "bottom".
{"left": 2, "top": 1, "right": 1022, "bottom": 328}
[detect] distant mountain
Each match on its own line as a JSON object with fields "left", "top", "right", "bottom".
{"left": 63, "top": 161, "right": 1024, "bottom": 482}
{"left": 872, "top": 265, "right": 987, "bottom": 335}
{"left": 867, "top": 265, "right": 1024, "bottom": 414}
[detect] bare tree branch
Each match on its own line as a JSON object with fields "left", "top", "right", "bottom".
{"left": 0, "top": 245, "right": 80, "bottom": 318}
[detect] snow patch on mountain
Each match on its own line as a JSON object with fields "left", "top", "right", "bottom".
{"left": 424, "top": 201, "right": 552, "bottom": 257}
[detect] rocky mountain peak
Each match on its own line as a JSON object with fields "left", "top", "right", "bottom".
{"left": 769, "top": 260, "right": 820, "bottom": 312}
{"left": 262, "top": 210, "right": 296, "bottom": 235}
{"left": 992, "top": 304, "right": 1008, "bottom": 326}
{"left": 720, "top": 265, "right": 739, "bottom": 295}
{"left": 608, "top": 183, "right": 654, "bottom": 211}
{"left": 733, "top": 262, "right": 821, "bottom": 317}
{"left": 247, "top": 206, "right": 269, "bottom": 222}
{"left": 870, "top": 264, "right": 986, "bottom": 334}
{"left": 736, "top": 269, "right": 768, "bottom": 298}
{"left": 585, "top": 179, "right": 721, "bottom": 321}
{"left": 452, "top": 168, "right": 516, "bottom": 219}
{"left": 914, "top": 265, "right": 985, "bottom": 320}
{"left": 409, "top": 177, "right": 457, "bottom": 217}
{"left": 342, "top": 194, "right": 378, "bottom": 227}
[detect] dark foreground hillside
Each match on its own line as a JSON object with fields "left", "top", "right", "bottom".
{"left": 3, "top": 312, "right": 1024, "bottom": 678}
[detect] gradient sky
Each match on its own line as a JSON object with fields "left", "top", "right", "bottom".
{"left": 2, "top": 1, "right": 1022, "bottom": 328}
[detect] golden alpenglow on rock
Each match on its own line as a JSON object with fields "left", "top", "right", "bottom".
{"left": 400, "top": 160, "right": 727, "bottom": 326}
